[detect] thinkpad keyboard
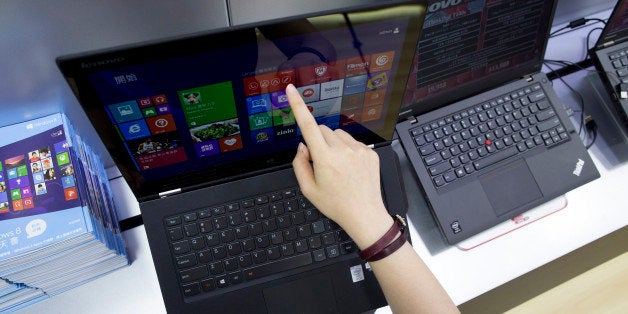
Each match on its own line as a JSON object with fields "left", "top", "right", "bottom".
{"left": 164, "top": 187, "right": 356, "bottom": 298}
{"left": 410, "top": 83, "right": 570, "bottom": 189}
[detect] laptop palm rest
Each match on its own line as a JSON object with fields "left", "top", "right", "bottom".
{"left": 479, "top": 159, "right": 543, "bottom": 217}
{"left": 263, "top": 272, "right": 338, "bottom": 314}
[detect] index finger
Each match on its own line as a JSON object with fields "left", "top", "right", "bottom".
{"left": 285, "top": 84, "right": 327, "bottom": 150}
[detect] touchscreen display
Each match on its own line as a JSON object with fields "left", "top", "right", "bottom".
{"left": 58, "top": 3, "right": 424, "bottom": 198}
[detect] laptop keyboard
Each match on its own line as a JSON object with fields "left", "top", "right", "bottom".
{"left": 410, "top": 83, "right": 569, "bottom": 189}
{"left": 608, "top": 48, "right": 628, "bottom": 82}
{"left": 164, "top": 187, "right": 356, "bottom": 298}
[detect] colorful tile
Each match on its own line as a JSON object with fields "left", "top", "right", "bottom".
{"left": 108, "top": 100, "right": 143, "bottom": 123}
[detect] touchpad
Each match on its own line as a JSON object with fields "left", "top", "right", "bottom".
{"left": 263, "top": 273, "right": 338, "bottom": 314}
{"left": 479, "top": 159, "right": 543, "bottom": 217}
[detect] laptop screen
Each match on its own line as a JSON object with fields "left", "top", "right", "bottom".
{"left": 58, "top": 3, "right": 425, "bottom": 199}
{"left": 399, "top": 0, "right": 556, "bottom": 118}
{"left": 597, "top": 0, "right": 628, "bottom": 48}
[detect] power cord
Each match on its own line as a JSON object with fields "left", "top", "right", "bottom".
{"left": 550, "top": 17, "right": 607, "bottom": 38}
{"left": 584, "top": 115, "right": 598, "bottom": 149}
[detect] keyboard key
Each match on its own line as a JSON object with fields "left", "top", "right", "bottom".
{"left": 308, "top": 236, "right": 322, "bottom": 249}
{"left": 266, "top": 246, "right": 281, "bottom": 260}
{"left": 209, "top": 262, "right": 225, "bottom": 275}
{"left": 168, "top": 227, "right": 183, "bottom": 241}
{"left": 184, "top": 212, "right": 198, "bottom": 222}
{"left": 238, "top": 254, "right": 253, "bottom": 268}
{"left": 180, "top": 265, "right": 208, "bottom": 283}
{"left": 198, "top": 249, "right": 213, "bottom": 263}
{"left": 165, "top": 216, "right": 182, "bottom": 226}
{"left": 326, "top": 245, "right": 340, "bottom": 258}
{"left": 190, "top": 237, "right": 205, "bottom": 250}
{"left": 198, "top": 220, "right": 213, "bottom": 233}
{"left": 312, "top": 221, "right": 325, "bottom": 234}
{"left": 536, "top": 109, "right": 556, "bottom": 121}
{"left": 172, "top": 240, "right": 190, "bottom": 255}
{"left": 229, "top": 271, "right": 244, "bottom": 285}
{"left": 429, "top": 161, "right": 451, "bottom": 176}
{"left": 176, "top": 254, "right": 197, "bottom": 269}
{"left": 200, "top": 278, "right": 216, "bottom": 292}
{"left": 182, "top": 283, "right": 201, "bottom": 297}
{"left": 536, "top": 117, "right": 561, "bottom": 132}
{"left": 205, "top": 233, "right": 220, "bottom": 247}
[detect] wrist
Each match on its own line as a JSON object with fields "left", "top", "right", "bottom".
{"left": 343, "top": 207, "right": 395, "bottom": 250}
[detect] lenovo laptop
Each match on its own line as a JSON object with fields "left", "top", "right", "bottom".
{"left": 591, "top": 0, "right": 628, "bottom": 130}
{"left": 57, "top": 1, "right": 426, "bottom": 313}
{"left": 396, "top": 0, "right": 600, "bottom": 244}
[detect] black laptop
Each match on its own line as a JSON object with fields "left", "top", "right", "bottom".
{"left": 591, "top": 0, "right": 628, "bottom": 130}
{"left": 57, "top": 1, "right": 426, "bottom": 313}
{"left": 396, "top": 0, "right": 600, "bottom": 244}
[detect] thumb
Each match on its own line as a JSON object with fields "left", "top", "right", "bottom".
{"left": 292, "top": 142, "right": 316, "bottom": 196}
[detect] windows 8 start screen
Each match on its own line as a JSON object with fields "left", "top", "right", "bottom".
{"left": 86, "top": 19, "right": 409, "bottom": 181}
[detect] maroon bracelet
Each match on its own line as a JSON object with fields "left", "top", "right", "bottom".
{"left": 358, "top": 214, "right": 406, "bottom": 261}
{"left": 367, "top": 227, "right": 408, "bottom": 262}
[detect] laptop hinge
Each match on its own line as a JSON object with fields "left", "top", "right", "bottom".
{"left": 602, "top": 41, "right": 615, "bottom": 48}
{"left": 159, "top": 188, "right": 181, "bottom": 198}
{"left": 524, "top": 75, "right": 533, "bottom": 82}
{"left": 407, "top": 115, "right": 418, "bottom": 124}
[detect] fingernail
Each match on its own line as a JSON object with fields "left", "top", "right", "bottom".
{"left": 286, "top": 84, "right": 296, "bottom": 93}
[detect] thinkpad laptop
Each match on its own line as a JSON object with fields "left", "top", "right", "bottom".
{"left": 396, "top": 0, "right": 600, "bottom": 244}
{"left": 591, "top": 0, "right": 628, "bottom": 130}
{"left": 57, "top": 1, "right": 427, "bottom": 313}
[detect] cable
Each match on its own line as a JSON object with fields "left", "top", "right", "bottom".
{"left": 550, "top": 18, "right": 607, "bottom": 38}
{"left": 586, "top": 27, "right": 604, "bottom": 54}
{"left": 584, "top": 115, "right": 598, "bottom": 149}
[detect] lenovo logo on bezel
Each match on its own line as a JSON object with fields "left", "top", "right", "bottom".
{"left": 81, "top": 57, "right": 126, "bottom": 69}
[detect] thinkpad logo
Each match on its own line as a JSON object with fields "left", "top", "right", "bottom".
{"left": 572, "top": 159, "right": 585, "bottom": 176}
{"left": 450, "top": 221, "right": 461, "bottom": 234}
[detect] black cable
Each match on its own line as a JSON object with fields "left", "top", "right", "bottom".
{"left": 584, "top": 116, "right": 598, "bottom": 149}
{"left": 586, "top": 27, "right": 604, "bottom": 53}
{"left": 585, "top": 126, "right": 598, "bottom": 149}
{"left": 550, "top": 18, "right": 607, "bottom": 38}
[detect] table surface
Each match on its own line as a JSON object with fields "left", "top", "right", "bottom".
{"left": 20, "top": 7, "right": 628, "bottom": 314}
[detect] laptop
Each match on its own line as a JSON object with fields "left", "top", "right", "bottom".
{"left": 57, "top": 1, "right": 427, "bottom": 313}
{"left": 590, "top": 0, "right": 628, "bottom": 130}
{"left": 395, "top": 0, "right": 600, "bottom": 245}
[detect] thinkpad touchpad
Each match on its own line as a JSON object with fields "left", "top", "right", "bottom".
{"left": 480, "top": 159, "right": 543, "bottom": 217}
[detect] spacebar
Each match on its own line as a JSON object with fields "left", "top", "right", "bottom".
{"left": 473, "top": 147, "right": 518, "bottom": 170}
{"left": 244, "top": 253, "right": 313, "bottom": 281}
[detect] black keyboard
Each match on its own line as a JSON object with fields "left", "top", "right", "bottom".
{"left": 164, "top": 187, "right": 357, "bottom": 298}
{"left": 608, "top": 47, "right": 628, "bottom": 82}
{"left": 410, "top": 83, "right": 569, "bottom": 189}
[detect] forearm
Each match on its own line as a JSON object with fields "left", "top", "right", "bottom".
{"left": 369, "top": 243, "right": 459, "bottom": 314}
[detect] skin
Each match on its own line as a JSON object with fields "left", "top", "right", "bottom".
{"left": 286, "top": 84, "right": 459, "bottom": 314}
